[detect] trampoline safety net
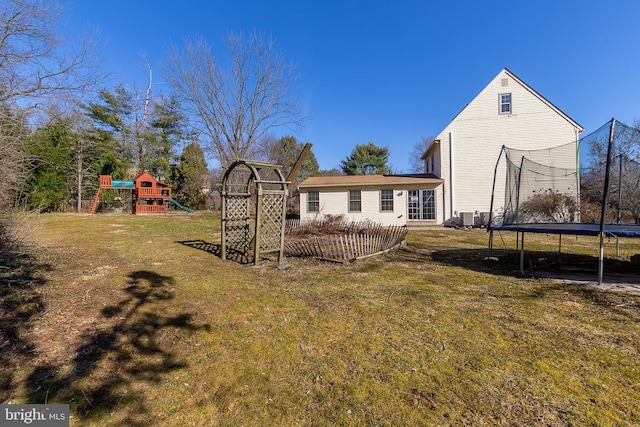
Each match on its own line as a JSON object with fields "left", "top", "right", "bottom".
{"left": 493, "top": 118, "right": 640, "bottom": 228}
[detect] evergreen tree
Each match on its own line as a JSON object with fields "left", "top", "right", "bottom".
{"left": 86, "top": 86, "right": 191, "bottom": 181}
{"left": 26, "top": 122, "right": 74, "bottom": 211}
{"left": 340, "top": 142, "right": 390, "bottom": 175}
{"left": 84, "top": 85, "right": 136, "bottom": 177}
{"left": 148, "top": 95, "right": 195, "bottom": 181}
{"left": 266, "top": 135, "right": 319, "bottom": 181}
{"left": 173, "top": 143, "right": 208, "bottom": 210}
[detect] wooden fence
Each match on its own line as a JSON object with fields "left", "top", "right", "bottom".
{"left": 284, "top": 220, "right": 407, "bottom": 263}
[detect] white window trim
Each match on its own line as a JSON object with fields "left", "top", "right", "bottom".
{"left": 380, "top": 189, "right": 394, "bottom": 212}
{"left": 307, "top": 191, "right": 319, "bottom": 213}
{"left": 348, "top": 190, "right": 362, "bottom": 212}
{"left": 499, "top": 93, "right": 512, "bottom": 115}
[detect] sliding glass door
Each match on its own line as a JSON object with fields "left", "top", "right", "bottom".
{"left": 408, "top": 189, "right": 435, "bottom": 220}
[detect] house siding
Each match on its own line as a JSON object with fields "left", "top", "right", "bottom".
{"left": 300, "top": 188, "right": 409, "bottom": 226}
{"left": 431, "top": 69, "right": 581, "bottom": 224}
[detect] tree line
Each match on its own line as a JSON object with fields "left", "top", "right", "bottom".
{"left": 0, "top": 1, "right": 320, "bottom": 212}
{"left": 0, "top": 0, "right": 456, "bottom": 214}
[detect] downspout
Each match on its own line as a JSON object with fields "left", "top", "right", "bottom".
{"left": 575, "top": 127, "right": 581, "bottom": 223}
{"left": 449, "top": 132, "right": 454, "bottom": 222}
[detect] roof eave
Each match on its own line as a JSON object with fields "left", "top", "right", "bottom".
{"left": 503, "top": 68, "right": 584, "bottom": 132}
{"left": 421, "top": 139, "right": 440, "bottom": 159}
{"left": 299, "top": 179, "right": 444, "bottom": 190}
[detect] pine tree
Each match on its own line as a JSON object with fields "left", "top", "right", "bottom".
{"left": 173, "top": 143, "right": 208, "bottom": 210}
{"left": 340, "top": 143, "right": 390, "bottom": 175}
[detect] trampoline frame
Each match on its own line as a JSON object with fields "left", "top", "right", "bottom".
{"left": 488, "top": 223, "right": 640, "bottom": 280}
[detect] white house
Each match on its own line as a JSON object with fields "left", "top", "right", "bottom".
{"left": 298, "top": 174, "right": 444, "bottom": 227}
{"left": 422, "top": 68, "right": 583, "bottom": 226}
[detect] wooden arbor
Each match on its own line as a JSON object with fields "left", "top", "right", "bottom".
{"left": 220, "top": 159, "right": 289, "bottom": 265}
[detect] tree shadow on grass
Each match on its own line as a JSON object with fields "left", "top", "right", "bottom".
{"left": 0, "top": 222, "right": 51, "bottom": 402}
{"left": 23, "top": 270, "right": 210, "bottom": 425}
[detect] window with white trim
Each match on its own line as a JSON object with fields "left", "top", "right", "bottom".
{"left": 380, "top": 189, "right": 394, "bottom": 212}
{"left": 500, "top": 93, "right": 512, "bottom": 114}
{"left": 349, "top": 190, "right": 361, "bottom": 212}
{"left": 307, "top": 191, "right": 319, "bottom": 212}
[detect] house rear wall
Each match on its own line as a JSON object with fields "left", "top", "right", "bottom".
{"left": 300, "top": 188, "right": 409, "bottom": 226}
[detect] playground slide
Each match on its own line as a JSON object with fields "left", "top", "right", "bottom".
{"left": 168, "top": 198, "right": 194, "bottom": 213}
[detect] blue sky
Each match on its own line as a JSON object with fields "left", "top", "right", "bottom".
{"left": 63, "top": 0, "right": 640, "bottom": 171}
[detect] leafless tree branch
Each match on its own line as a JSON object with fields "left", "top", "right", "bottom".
{"left": 164, "top": 30, "right": 307, "bottom": 167}
{"left": 0, "top": 0, "right": 109, "bottom": 108}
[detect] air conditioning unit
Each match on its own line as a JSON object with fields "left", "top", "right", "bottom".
{"left": 480, "top": 212, "right": 491, "bottom": 227}
{"left": 460, "top": 212, "right": 474, "bottom": 227}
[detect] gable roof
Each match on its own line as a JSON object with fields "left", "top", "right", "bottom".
{"left": 134, "top": 170, "right": 169, "bottom": 187}
{"left": 502, "top": 68, "right": 583, "bottom": 131}
{"left": 422, "top": 68, "right": 584, "bottom": 158}
{"left": 298, "top": 174, "right": 443, "bottom": 190}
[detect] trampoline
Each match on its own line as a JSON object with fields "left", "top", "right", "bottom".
{"left": 488, "top": 118, "right": 640, "bottom": 284}
{"left": 490, "top": 222, "right": 640, "bottom": 238}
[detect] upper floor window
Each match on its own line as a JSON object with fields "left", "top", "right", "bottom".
{"left": 500, "top": 93, "right": 512, "bottom": 114}
{"left": 307, "top": 191, "right": 319, "bottom": 212}
{"left": 380, "top": 189, "right": 394, "bottom": 212}
{"left": 349, "top": 190, "right": 361, "bottom": 212}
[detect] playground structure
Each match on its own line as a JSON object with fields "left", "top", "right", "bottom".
{"left": 90, "top": 171, "right": 193, "bottom": 214}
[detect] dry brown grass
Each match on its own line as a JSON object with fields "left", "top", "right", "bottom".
{"left": 1, "top": 212, "right": 639, "bottom": 426}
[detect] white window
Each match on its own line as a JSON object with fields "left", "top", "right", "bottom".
{"left": 500, "top": 93, "right": 512, "bottom": 114}
{"left": 349, "top": 190, "right": 361, "bottom": 212}
{"left": 307, "top": 191, "right": 319, "bottom": 212}
{"left": 408, "top": 189, "right": 436, "bottom": 220}
{"left": 380, "top": 189, "right": 394, "bottom": 212}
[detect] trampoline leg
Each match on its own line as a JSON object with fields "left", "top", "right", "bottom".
{"left": 519, "top": 232, "right": 525, "bottom": 275}
{"left": 558, "top": 234, "right": 562, "bottom": 253}
{"left": 488, "top": 230, "right": 493, "bottom": 257}
{"left": 598, "top": 233, "right": 604, "bottom": 285}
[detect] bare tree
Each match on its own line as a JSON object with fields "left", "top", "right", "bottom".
{"left": 408, "top": 136, "right": 435, "bottom": 173}
{"left": 164, "top": 30, "right": 306, "bottom": 167}
{"left": 580, "top": 119, "right": 640, "bottom": 222}
{"left": 129, "top": 55, "right": 154, "bottom": 172}
{"left": 0, "top": 0, "right": 106, "bottom": 107}
{"left": 0, "top": 0, "right": 106, "bottom": 209}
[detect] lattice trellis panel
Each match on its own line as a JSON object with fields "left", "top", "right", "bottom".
{"left": 220, "top": 159, "right": 289, "bottom": 265}
{"left": 224, "top": 195, "right": 251, "bottom": 255}
{"left": 259, "top": 194, "right": 285, "bottom": 251}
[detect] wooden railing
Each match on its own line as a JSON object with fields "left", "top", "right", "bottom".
{"left": 137, "top": 187, "right": 171, "bottom": 198}
{"left": 134, "top": 204, "right": 168, "bottom": 214}
{"left": 99, "top": 175, "right": 112, "bottom": 188}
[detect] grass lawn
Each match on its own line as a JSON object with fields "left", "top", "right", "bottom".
{"left": 1, "top": 211, "right": 639, "bottom": 426}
